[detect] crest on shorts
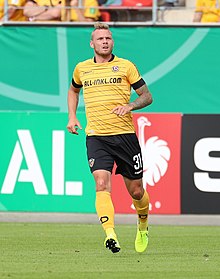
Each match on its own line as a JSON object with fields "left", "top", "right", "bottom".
{"left": 89, "top": 158, "right": 95, "bottom": 168}
{"left": 112, "top": 66, "right": 119, "bottom": 72}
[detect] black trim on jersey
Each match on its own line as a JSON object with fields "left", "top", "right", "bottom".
{"left": 94, "top": 54, "right": 115, "bottom": 63}
{"left": 131, "top": 78, "right": 145, "bottom": 90}
{"left": 72, "top": 78, "right": 83, "bottom": 88}
{"left": 27, "top": 0, "right": 37, "bottom": 3}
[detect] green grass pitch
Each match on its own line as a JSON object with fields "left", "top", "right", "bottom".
{"left": 0, "top": 222, "right": 220, "bottom": 279}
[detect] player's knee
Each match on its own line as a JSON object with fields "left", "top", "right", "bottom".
{"left": 96, "top": 178, "right": 108, "bottom": 191}
{"left": 131, "top": 186, "right": 144, "bottom": 200}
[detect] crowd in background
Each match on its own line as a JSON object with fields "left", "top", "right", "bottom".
{"left": 0, "top": 0, "right": 101, "bottom": 22}
{"left": 1, "top": 0, "right": 220, "bottom": 23}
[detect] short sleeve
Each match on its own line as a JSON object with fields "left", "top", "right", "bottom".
{"left": 72, "top": 64, "right": 82, "bottom": 87}
{"left": 126, "top": 61, "right": 142, "bottom": 85}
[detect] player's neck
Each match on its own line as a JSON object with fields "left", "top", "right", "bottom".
{"left": 94, "top": 54, "right": 114, "bottom": 64}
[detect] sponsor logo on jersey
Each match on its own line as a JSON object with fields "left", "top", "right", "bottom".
{"left": 84, "top": 77, "right": 122, "bottom": 87}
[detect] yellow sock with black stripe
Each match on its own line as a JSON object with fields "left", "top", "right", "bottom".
{"left": 132, "top": 190, "right": 149, "bottom": 231}
{"left": 96, "top": 191, "right": 116, "bottom": 237}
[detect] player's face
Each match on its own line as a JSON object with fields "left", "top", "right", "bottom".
{"left": 90, "top": 29, "right": 114, "bottom": 57}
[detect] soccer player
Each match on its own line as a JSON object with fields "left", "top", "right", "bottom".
{"left": 67, "top": 22, "right": 153, "bottom": 253}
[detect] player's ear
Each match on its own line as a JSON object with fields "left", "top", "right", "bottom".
{"left": 90, "top": 40, "right": 94, "bottom": 49}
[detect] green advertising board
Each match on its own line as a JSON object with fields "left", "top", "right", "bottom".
{"left": 0, "top": 26, "right": 220, "bottom": 113}
{"left": 0, "top": 112, "right": 96, "bottom": 212}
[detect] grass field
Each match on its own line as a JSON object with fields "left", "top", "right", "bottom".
{"left": 1, "top": 223, "right": 220, "bottom": 279}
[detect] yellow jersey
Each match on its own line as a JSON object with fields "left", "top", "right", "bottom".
{"left": 0, "top": 0, "right": 27, "bottom": 21}
{"left": 195, "top": 0, "right": 220, "bottom": 22}
{"left": 73, "top": 55, "right": 143, "bottom": 136}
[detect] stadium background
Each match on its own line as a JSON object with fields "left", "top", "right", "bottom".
{"left": 1, "top": 26, "right": 220, "bottom": 215}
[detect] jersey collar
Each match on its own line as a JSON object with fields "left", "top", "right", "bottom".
{"left": 93, "top": 54, "right": 115, "bottom": 63}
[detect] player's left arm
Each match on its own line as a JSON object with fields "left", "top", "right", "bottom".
{"left": 129, "top": 83, "right": 153, "bottom": 111}
{"left": 112, "top": 81, "right": 153, "bottom": 116}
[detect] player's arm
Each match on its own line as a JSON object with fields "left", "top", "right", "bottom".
{"left": 66, "top": 84, "right": 82, "bottom": 135}
{"left": 112, "top": 79, "right": 153, "bottom": 116}
{"left": 129, "top": 82, "right": 153, "bottom": 111}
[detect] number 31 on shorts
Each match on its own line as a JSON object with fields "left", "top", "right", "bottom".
{"left": 133, "top": 153, "right": 143, "bottom": 171}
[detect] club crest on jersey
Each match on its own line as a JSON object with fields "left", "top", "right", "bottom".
{"left": 89, "top": 158, "right": 95, "bottom": 168}
{"left": 112, "top": 66, "right": 119, "bottom": 72}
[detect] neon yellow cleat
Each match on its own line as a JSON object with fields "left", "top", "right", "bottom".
{"left": 135, "top": 229, "right": 149, "bottom": 253}
{"left": 104, "top": 234, "right": 121, "bottom": 253}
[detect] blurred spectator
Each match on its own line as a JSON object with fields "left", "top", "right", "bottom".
{"left": 97, "top": 0, "right": 122, "bottom": 22}
{"left": 23, "top": 0, "right": 62, "bottom": 21}
{"left": 102, "top": 0, "right": 152, "bottom": 22}
{"left": 99, "top": 0, "right": 121, "bottom": 4}
{"left": 193, "top": 0, "right": 220, "bottom": 22}
{"left": 0, "top": 0, "right": 27, "bottom": 21}
{"left": 62, "top": 0, "right": 101, "bottom": 21}
{"left": 158, "top": 0, "right": 177, "bottom": 7}
{"left": 163, "top": 0, "right": 176, "bottom": 6}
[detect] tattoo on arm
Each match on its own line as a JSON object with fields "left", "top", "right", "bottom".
{"left": 129, "top": 84, "right": 153, "bottom": 111}
{"left": 75, "top": 92, "right": 79, "bottom": 103}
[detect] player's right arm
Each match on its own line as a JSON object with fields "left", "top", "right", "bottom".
{"left": 67, "top": 84, "right": 82, "bottom": 135}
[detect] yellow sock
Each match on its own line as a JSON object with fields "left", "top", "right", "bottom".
{"left": 96, "top": 191, "right": 115, "bottom": 237}
{"left": 132, "top": 190, "right": 149, "bottom": 231}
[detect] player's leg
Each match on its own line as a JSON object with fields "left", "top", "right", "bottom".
{"left": 124, "top": 177, "right": 149, "bottom": 253}
{"left": 113, "top": 133, "right": 149, "bottom": 253}
{"left": 93, "top": 170, "right": 120, "bottom": 253}
{"left": 86, "top": 136, "right": 120, "bottom": 253}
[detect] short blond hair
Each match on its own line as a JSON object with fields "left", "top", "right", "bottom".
{"left": 91, "top": 22, "right": 111, "bottom": 40}
{"left": 94, "top": 22, "right": 110, "bottom": 30}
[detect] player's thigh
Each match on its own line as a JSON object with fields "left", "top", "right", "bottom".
{"left": 115, "top": 133, "right": 143, "bottom": 179}
{"left": 86, "top": 135, "right": 114, "bottom": 173}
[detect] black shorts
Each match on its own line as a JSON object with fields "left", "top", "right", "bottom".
{"left": 86, "top": 133, "right": 143, "bottom": 180}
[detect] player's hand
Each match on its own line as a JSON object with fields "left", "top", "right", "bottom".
{"left": 112, "top": 104, "right": 133, "bottom": 116}
{"left": 66, "top": 117, "right": 82, "bottom": 135}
